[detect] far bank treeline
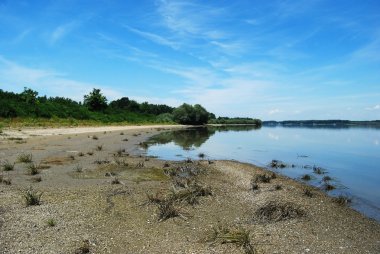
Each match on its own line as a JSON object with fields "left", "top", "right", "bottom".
{"left": 0, "top": 88, "right": 261, "bottom": 126}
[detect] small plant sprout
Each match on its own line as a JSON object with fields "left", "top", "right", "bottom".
{"left": 73, "top": 164, "right": 83, "bottom": 173}
{"left": 96, "top": 145, "right": 103, "bottom": 151}
{"left": 17, "top": 153, "right": 33, "bottom": 163}
{"left": 47, "top": 218, "right": 56, "bottom": 227}
{"left": 23, "top": 187, "right": 42, "bottom": 206}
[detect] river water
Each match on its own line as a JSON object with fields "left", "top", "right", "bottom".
{"left": 145, "top": 125, "right": 380, "bottom": 221}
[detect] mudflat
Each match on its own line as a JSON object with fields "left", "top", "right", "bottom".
{"left": 0, "top": 126, "right": 379, "bottom": 254}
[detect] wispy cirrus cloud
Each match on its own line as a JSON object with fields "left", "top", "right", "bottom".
{"left": 0, "top": 56, "right": 122, "bottom": 101}
{"left": 50, "top": 21, "right": 78, "bottom": 44}
{"left": 124, "top": 25, "right": 179, "bottom": 50}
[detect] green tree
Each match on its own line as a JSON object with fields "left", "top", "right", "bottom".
{"left": 83, "top": 88, "right": 108, "bottom": 111}
{"left": 172, "top": 103, "right": 209, "bottom": 125}
{"left": 20, "top": 87, "right": 39, "bottom": 104}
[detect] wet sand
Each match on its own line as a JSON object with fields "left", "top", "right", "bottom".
{"left": 0, "top": 126, "right": 379, "bottom": 253}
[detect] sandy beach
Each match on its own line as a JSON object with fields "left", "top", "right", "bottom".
{"left": 0, "top": 126, "right": 379, "bottom": 254}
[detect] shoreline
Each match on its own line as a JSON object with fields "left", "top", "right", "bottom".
{"left": 1, "top": 126, "right": 379, "bottom": 253}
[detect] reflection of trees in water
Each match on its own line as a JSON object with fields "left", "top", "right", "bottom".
{"left": 148, "top": 125, "right": 261, "bottom": 150}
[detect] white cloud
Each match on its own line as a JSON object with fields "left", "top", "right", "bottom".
{"left": 268, "top": 109, "right": 281, "bottom": 115}
{"left": 365, "top": 104, "right": 380, "bottom": 111}
{"left": 0, "top": 56, "right": 122, "bottom": 101}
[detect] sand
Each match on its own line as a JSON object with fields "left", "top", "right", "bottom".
{"left": 0, "top": 126, "right": 379, "bottom": 254}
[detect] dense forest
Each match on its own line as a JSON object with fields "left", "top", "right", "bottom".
{"left": 0, "top": 87, "right": 261, "bottom": 127}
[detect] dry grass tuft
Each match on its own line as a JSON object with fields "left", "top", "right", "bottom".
{"left": 255, "top": 201, "right": 305, "bottom": 222}
{"left": 17, "top": 153, "right": 33, "bottom": 163}
{"left": 206, "top": 225, "right": 256, "bottom": 254}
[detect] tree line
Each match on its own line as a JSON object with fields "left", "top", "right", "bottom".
{"left": 0, "top": 87, "right": 261, "bottom": 126}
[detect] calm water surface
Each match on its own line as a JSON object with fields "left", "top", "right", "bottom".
{"left": 146, "top": 126, "right": 380, "bottom": 221}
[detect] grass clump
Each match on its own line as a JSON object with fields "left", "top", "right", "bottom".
{"left": 73, "top": 164, "right": 83, "bottom": 173}
{"left": 301, "top": 174, "right": 311, "bottom": 181}
{"left": 96, "top": 145, "right": 103, "bottom": 151}
{"left": 333, "top": 195, "right": 352, "bottom": 206}
{"left": 31, "top": 176, "right": 42, "bottom": 182}
{"left": 0, "top": 175, "right": 11, "bottom": 185}
{"left": 47, "top": 218, "right": 56, "bottom": 227}
{"left": 250, "top": 180, "right": 259, "bottom": 191}
{"left": 87, "top": 151, "right": 94, "bottom": 156}
{"left": 27, "top": 163, "right": 40, "bottom": 175}
{"left": 23, "top": 187, "right": 42, "bottom": 206}
{"left": 207, "top": 225, "right": 256, "bottom": 254}
{"left": 303, "top": 188, "right": 314, "bottom": 197}
{"left": 92, "top": 135, "right": 98, "bottom": 140}
{"left": 273, "top": 184, "right": 282, "bottom": 190}
{"left": 313, "top": 166, "right": 325, "bottom": 174}
{"left": 111, "top": 177, "right": 120, "bottom": 184}
{"left": 1, "top": 160, "right": 15, "bottom": 171}
{"left": 255, "top": 201, "right": 305, "bottom": 222}
{"left": 252, "top": 173, "right": 273, "bottom": 184}
{"left": 323, "top": 183, "right": 336, "bottom": 191}
{"left": 75, "top": 240, "right": 90, "bottom": 254}
{"left": 157, "top": 200, "right": 184, "bottom": 222}
{"left": 77, "top": 152, "right": 85, "bottom": 157}
{"left": 269, "top": 159, "right": 287, "bottom": 168}
{"left": 170, "top": 183, "right": 212, "bottom": 205}
{"left": 322, "top": 176, "right": 332, "bottom": 182}
{"left": 17, "top": 153, "right": 33, "bottom": 163}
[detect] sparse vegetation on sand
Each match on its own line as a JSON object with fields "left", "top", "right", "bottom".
{"left": 17, "top": 153, "right": 33, "bottom": 163}
{"left": 1, "top": 160, "right": 15, "bottom": 171}
{"left": 333, "top": 195, "right": 352, "bottom": 206}
{"left": 254, "top": 201, "right": 305, "bottom": 222}
{"left": 26, "top": 163, "right": 40, "bottom": 175}
{"left": 23, "top": 187, "right": 42, "bottom": 206}
{"left": 206, "top": 225, "right": 256, "bottom": 254}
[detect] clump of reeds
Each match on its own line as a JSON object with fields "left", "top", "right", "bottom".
{"left": 75, "top": 240, "right": 90, "bottom": 254}
{"left": 17, "top": 153, "right": 33, "bottom": 163}
{"left": 23, "top": 187, "right": 42, "bottom": 206}
{"left": 301, "top": 174, "right": 311, "bottom": 181}
{"left": 322, "top": 176, "right": 332, "bottom": 182}
{"left": 1, "top": 160, "right": 15, "bottom": 171}
{"left": 322, "top": 183, "right": 335, "bottom": 191}
{"left": 333, "top": 195, "right": 352, "bottom": 206}
{"left": 111, "top": 178, "right": 120, "bottom": 184}
{"left": 206, "top": 225, "right": 256, "bottom": 254}
{"left": 157, "top": 200, "right": 183, "bottom": 222}
{"left": 269, "top": 159, "right": 287, "bottom": 168}
{"left": 27, "top": 163, "right": 39, "bottom": 175}
{"left": 255, "top": 201, "right": 305, "bottom": 222}
{"left": 303, "top": 188, "right": 314, "bottom": 198}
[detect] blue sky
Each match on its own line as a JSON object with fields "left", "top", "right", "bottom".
{"left": 0, "top": 0, "right": 379, "bottom": 120}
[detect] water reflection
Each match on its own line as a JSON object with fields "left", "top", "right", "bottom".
{"left": 148, "top": 125, "right": 260, "bottom": 150}
{"left": 146, "top": 126, "right": 380, "bottom": 221}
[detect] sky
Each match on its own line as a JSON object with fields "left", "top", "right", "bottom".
{"left": 0, "top": 0, "right": 379, "bottom": 120}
